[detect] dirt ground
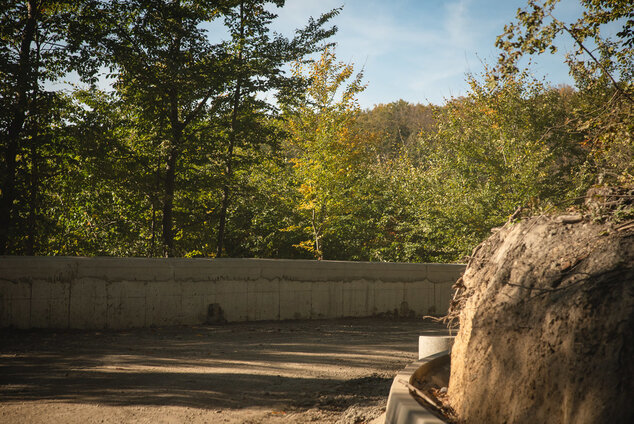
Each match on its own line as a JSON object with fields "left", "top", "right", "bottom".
{"left": 0, "top": 318, "right": 448, "bottom": 423}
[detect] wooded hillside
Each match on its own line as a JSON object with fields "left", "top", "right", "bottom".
{"left": 1, "top": 0, "right": 632, "bottom": 261}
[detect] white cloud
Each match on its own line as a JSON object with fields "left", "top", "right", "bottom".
{"left": 333, "top": 0, "right": 481, "bottom": 104}
{"left": 270, "top": 0, "right": 577, "bottom": 107}
{"left": 444, "top": 0, "right": 474, "bottom": 48}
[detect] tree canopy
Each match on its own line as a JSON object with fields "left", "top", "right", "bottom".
{"left": 1, "top": 0, "right": 631, "bottom": 262}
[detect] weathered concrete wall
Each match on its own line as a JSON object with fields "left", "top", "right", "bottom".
{"left": 0, "top": 257, "right": 465, "bottom": 329}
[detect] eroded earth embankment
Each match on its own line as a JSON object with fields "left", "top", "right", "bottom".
{"left": 448, "top": 195, "right": 634, "bottom": 424}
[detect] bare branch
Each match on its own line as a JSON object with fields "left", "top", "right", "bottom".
{"left": 546, "top": 10, "right": 634, "bottom": 104}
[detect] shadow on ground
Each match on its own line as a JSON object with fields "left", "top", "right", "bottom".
{"left": 0, "top": 318, "right": 448, "bottom": 413}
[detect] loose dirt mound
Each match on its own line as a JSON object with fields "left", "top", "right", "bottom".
{"left": 447, "top": 203, "right": 634, "bottom": 423}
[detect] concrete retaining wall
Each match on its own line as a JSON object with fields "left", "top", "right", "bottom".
{"left": 0, "top": 257, "right": 465, "bottom": 329}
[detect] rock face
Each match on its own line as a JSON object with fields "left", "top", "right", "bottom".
{"left": 448, "top": 215, "right": 634, "bottom": 424}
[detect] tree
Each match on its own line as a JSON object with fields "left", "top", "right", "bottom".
{"left": 0, "top": 1, "right": 94, "bottom": 254}
{"left": 496, "top": 0, "right": 633, "bottom": 93}
{"left": 76, "top": 0, "right": 340, "bottom": 257}
{"left": 281, "top": 48, "right": 371, "bottom": 259}
{"left": 496, "top": 0, "right": 633, "bottom": 187}
{"left": 76, "top": 0, "right": 230, "bottom": 257}
{"left": 47, "top": 88, "right": 166, "bottom": 256}
{"left": 214, "top": 0, "right": 339, "bottom": 257}
{"left": 404, "top": 71, "right": 584, "bottom": 261}
{"left": 356, "top": 100, "right": 435, "bottom": 161}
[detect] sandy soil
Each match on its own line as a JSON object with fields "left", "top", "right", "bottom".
{"left": 448, "top": 213, "right": 634, "bottom": 424}
{"left": 0, "top": 318, "right": 448, "bottom": 423}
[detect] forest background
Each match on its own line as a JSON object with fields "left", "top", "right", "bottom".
{"left": 1, "top": 0, "right": 632, "bottom": 262}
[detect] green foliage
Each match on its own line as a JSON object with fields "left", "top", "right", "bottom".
{"left": 356, "top": 100, "right": 435, "bottom": 161}
{"left": 280, "top": 48, "right": 374, "bottom": 259}
{"left": 2, "top": 0, "right": 631, "bottom": 264}
{"left": 212, "top": 1, "right": 339, "bottom": 257}
{"left": 0, "top": 1, "right": 98, "bottom": 254}
{"left": 496, "top": 0, "right": 633, "bottom": 187}
{"left": 496, "top": 0, "right": 633, "bottom": 85}
{"left": 409, "top": 72, "right": 583, "bottom": 260}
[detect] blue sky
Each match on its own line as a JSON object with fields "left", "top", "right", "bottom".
{"left": 270, "top": 0, "right": 587, "bottom": 108}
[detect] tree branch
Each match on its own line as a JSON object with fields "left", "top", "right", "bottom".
{"left": 547, "top": 11, "right": 634, "bottom": 104}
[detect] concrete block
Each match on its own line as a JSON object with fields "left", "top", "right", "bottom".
{"left": 403, "top": 281, "right": 435, "bottom": 317}
{"left": 181, "top": 258, "right": 262, "bottom": 281}
{"left": 69, "top": 278, "right": 107, "bottom": 329}
{"left": 433, "top": 281, "right": 454, "bottom": 315}
{"left": 385, "top": 352, "right": 450, "bottom": 424}
{"left": 247, "top": 279, "right": 280, "bottom": 321}
{"left": 427, "top": 263, "right": 465, "bottom": 284}
{"left": 374, "top": 281, "right": 405, "bottom": 316}
{"left": 348, "top": 262, "right": 427, "bottom": 283}
{"left": 0, "top": 279, "right": 31, "bottom": 328}
{"left": 106, "top": 281, "right": 146, "bottom": 329}
{"left": 215, "top": 280, "right": 248, "bottom": 321}
{"left": 260, "top": 260, "right": 293, "bottom": 281}
{"left": 0, "top": 256, "right": 78, "bottom": 281}
{"left": 310, "top": 281, "right": 343, "bottom": 319}
{"left": 285, "top": 262, "right": 344, "bottom": 282}
{"left": 146, "top": 281, "right": 182, "bottom": 326}
{"left": 0, "top": 257, "right": 466, "bottom": 328}
{"left": 78, "top": 257, "right": 173, "bottom": 282}
{"left": 181, "top": 281, "right": 213, "bottom": 325}
{"left": 279, "top": 280, "right": 311, "bottom": 320}
{"left": 342, "top": 280, "right": 374, "bottom": 317}
{"left": 419, "top": 336, "right": 455, "bottom": 360}
{"left": 30, "top": 279, "right": 70, "bottom": 328}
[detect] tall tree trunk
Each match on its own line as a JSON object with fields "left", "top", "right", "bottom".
{"left": 26, "top": 125, "right": 40, "bottom": 255}
{"left": 216, "top": 184, "right": 230, "bottom": 257}
{"left": 0, "top": 0, "right": 38, "bottom": 254}
{"left": 216, "top": 1, "right": 244, "bottom": 258}
{"left": 161, "top": 13, "right": 183, "bottom": 258}
{"left": 312, "top": 208, "right": 323, "bottom": 260}
{"left": 162, "top": 95, "right": 183, "bottom": 257}
{"left": 162, "top": 139, "right": 179, "bottom": 257}
{"left": 151, "top": 154, "right": 161, "bottom": 257}
{"left": 26, "top": 26, "right": 43, "bottom": 255}
{"left": 215, "top": 83, "right": 241, "bottom": 257}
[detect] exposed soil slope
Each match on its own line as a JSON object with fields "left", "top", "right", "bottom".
{"left": 448, "top": 206, "right": 634, "bottom": 423}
